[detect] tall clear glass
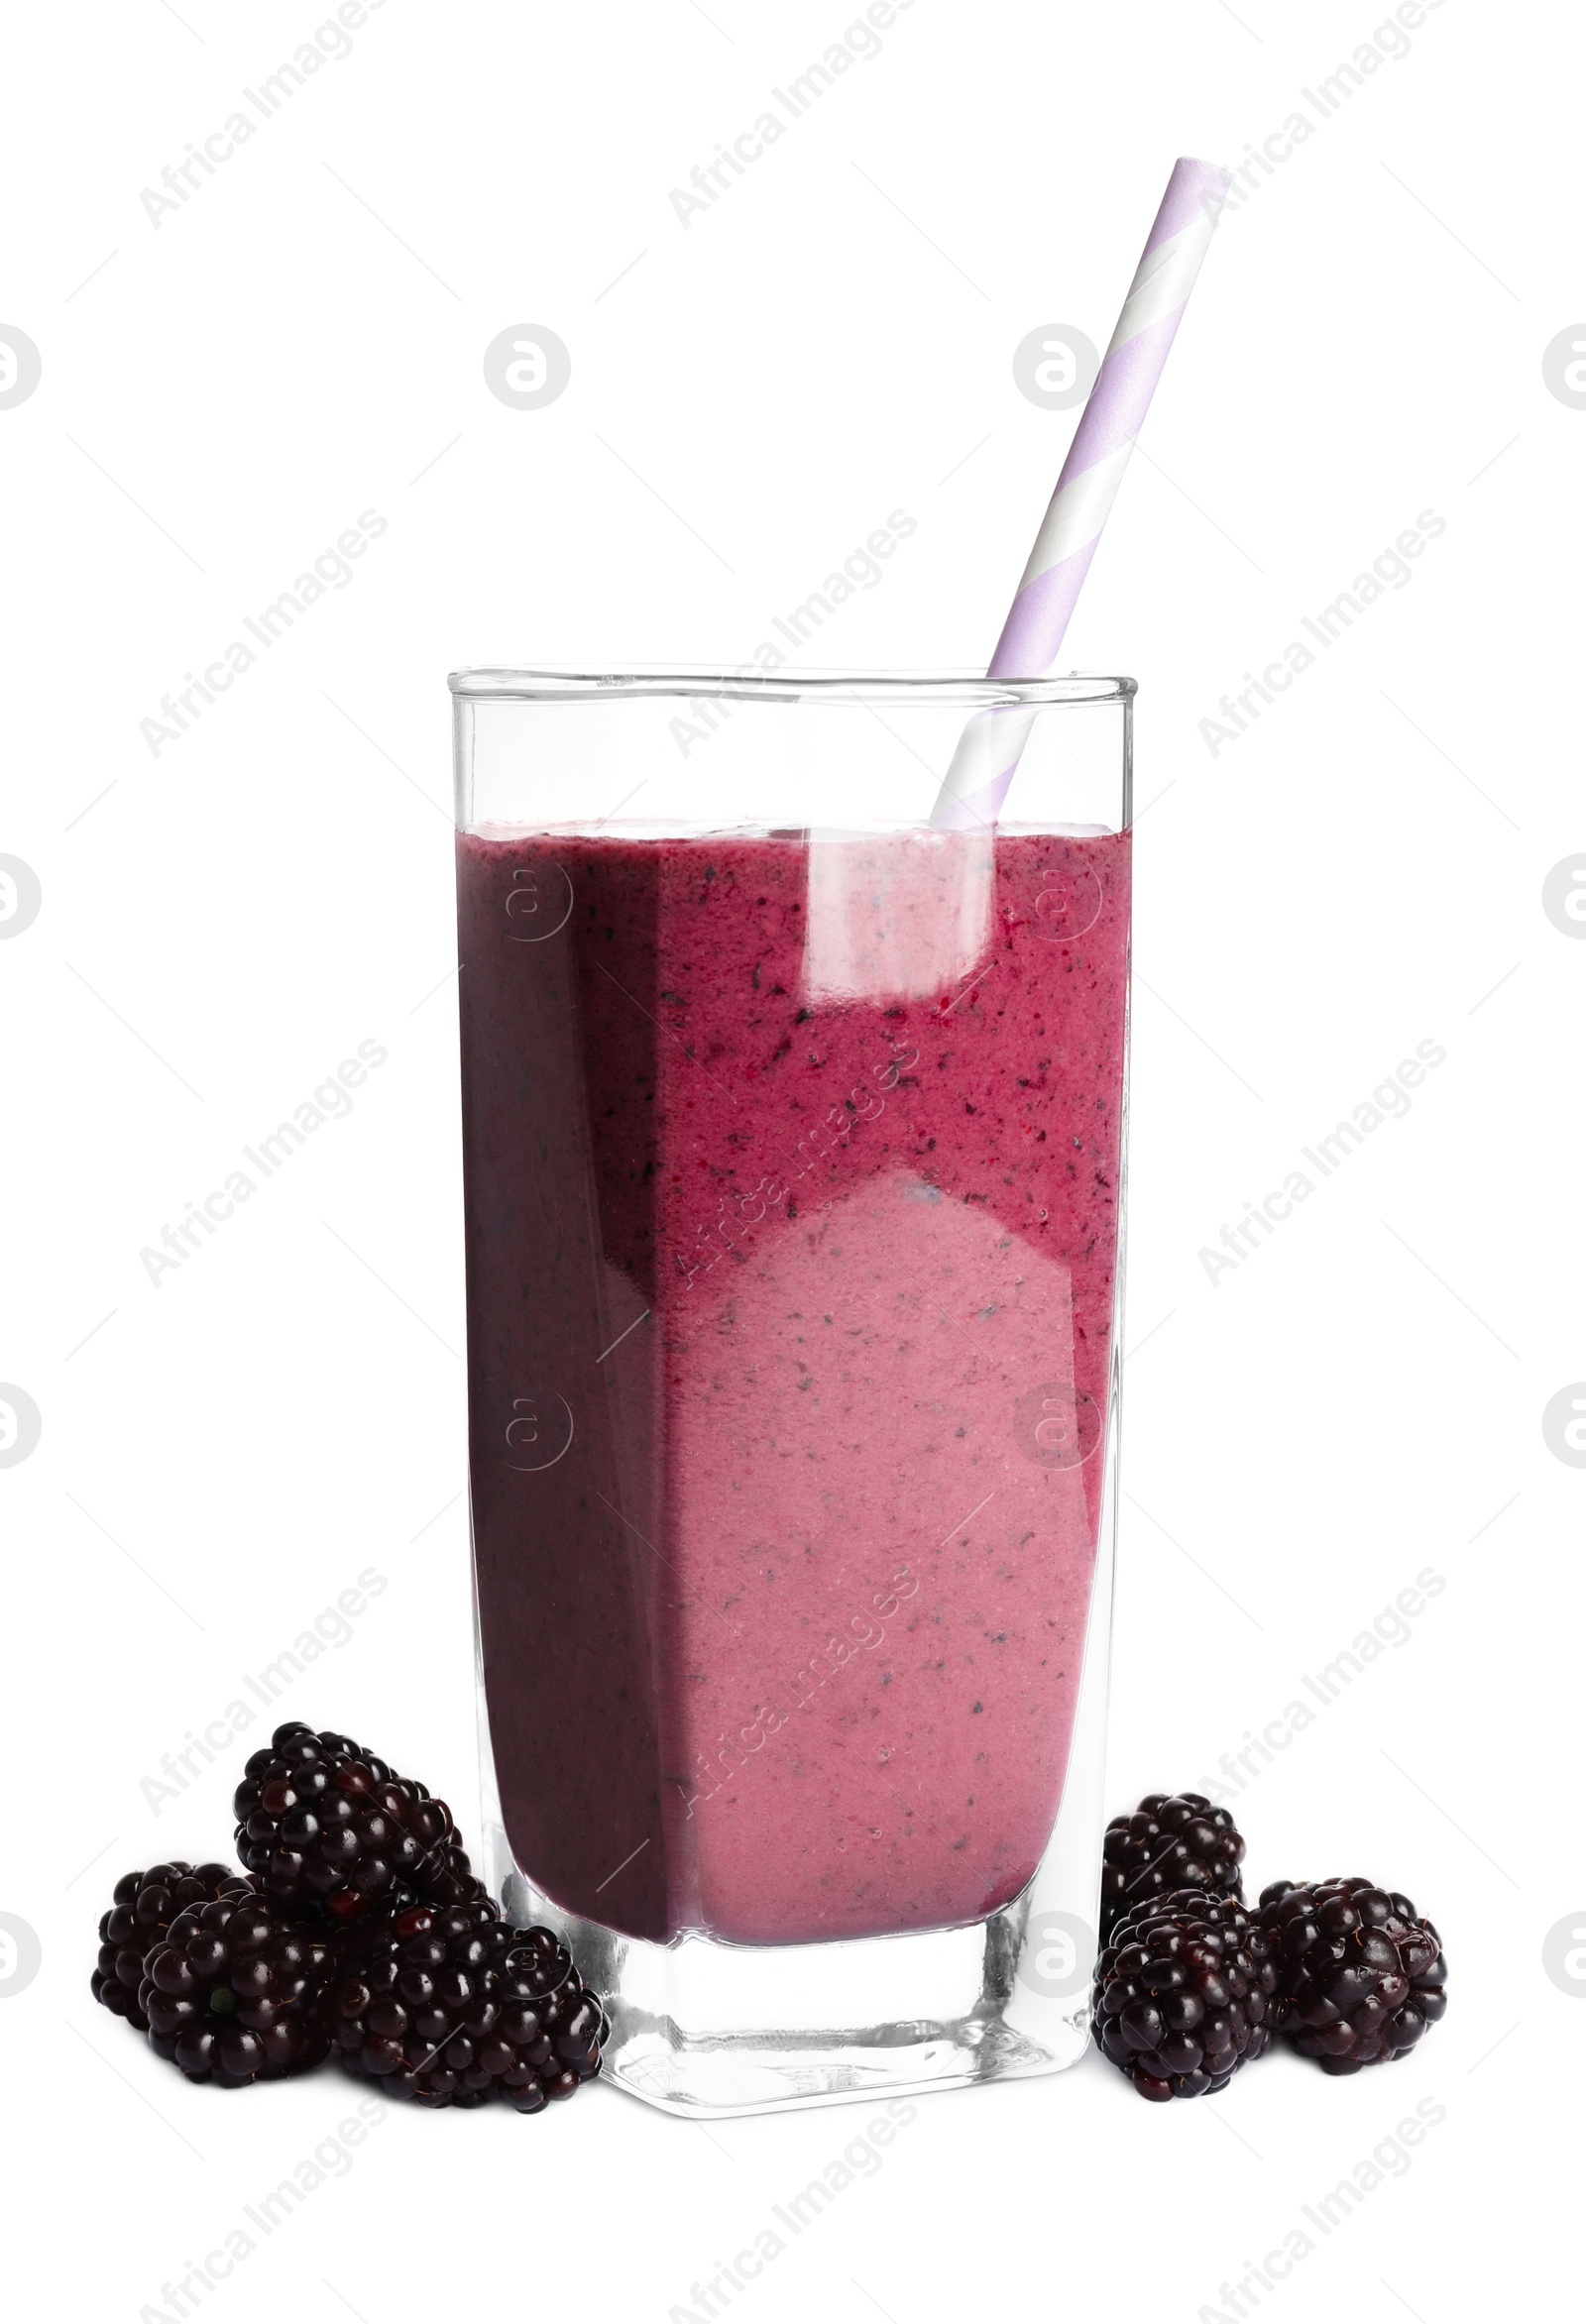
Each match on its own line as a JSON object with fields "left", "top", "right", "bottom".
{"left": 450, "top": 669, "right": 1133, "bottom": 2116}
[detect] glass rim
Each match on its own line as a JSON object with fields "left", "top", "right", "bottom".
{"left": 448, "top": 666, "right": 1136, "bottom": 707}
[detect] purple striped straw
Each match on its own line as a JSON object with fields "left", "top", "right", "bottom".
{"left": 929, "top": 156, "right": 1230, "bottom": 830}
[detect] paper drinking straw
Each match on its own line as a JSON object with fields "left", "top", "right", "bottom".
{"left": 929, "top": 156, "right": 1230, "bottom": 830}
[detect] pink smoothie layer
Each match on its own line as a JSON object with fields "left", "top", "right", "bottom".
{"left": 456, "top": 826, "right": 1129, "bottom": 1945}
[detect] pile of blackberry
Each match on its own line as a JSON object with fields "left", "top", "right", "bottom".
{"left": 1091, "top": 1791, "right": 1450, "bottom": 2103}
{"left": 1257, "top": 1878, "right": 1448, "bottom": 2073}
{"left": 1092, "top": 1890, "right": 1280, "bottom": 2101}
{"left": 142, "top": 1891, "right": 337, "bottom": 2086}
{"left": 93, "top": 1862, "right": 254, "bottom": 2029}
{"left": 333, "top": 1899, "right": 605, "bottom": 2111}
{"left": 1098, "top": 1792, "right": 1245, "bottom": 1942}
{"left": 232, "top": 1724, "right": 484, "bottom": 1925}
{"left": 90, "top": 1720, "right": 604, "bottom": 2113}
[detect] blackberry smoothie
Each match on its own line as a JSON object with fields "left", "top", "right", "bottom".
{"left": 456, "top": 825, "right": 1129, "bottom": 1947}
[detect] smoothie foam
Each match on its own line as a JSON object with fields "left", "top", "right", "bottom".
{"left": 456, "top": 826, "right": 1129, "bottom": 1945}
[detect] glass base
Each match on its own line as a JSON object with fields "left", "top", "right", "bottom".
{"left": 492, "top": 1850, "right": 1096, "bottom": 2116}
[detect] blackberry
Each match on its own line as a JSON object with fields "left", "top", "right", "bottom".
{"left": 92, "top": 1862, "right": 255, "bottom": 2030}
{"left": 1092, "top": 1888, "right": 1282, "bottom": 2101}
{"left": 332, "top": 1898, "right": 604, "bottom": 2112}
{"left": 141, "top": 1891, "right": 338, "bottom": 2085}
{"left": 1257, "top": 1878, "right": 1448, "bottom": 2073}
{"left": 234, "top": 1722, "right": 484, "bottom": 1925}
{"left": 1099, "top": 1792, "right": 1246, "bottom": 1942}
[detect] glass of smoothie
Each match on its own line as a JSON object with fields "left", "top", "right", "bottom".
{"left": 451, "top": 667, "right": 1132, "bottom": 2115}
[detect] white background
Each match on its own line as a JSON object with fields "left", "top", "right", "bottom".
{"left": 1, "top": 0, "right": 1577, "bottom": 2317}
